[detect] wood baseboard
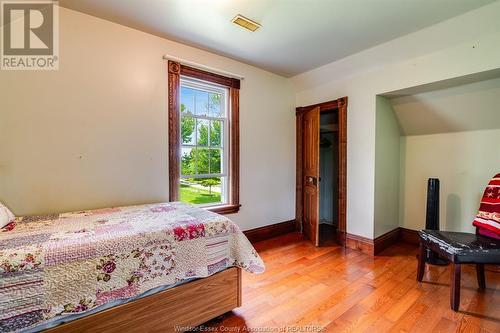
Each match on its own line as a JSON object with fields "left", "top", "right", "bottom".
{"left": 243, "top": 220, "right": 296, "bottom": 243}
{"left": 374, "top": 228, "right": 402, "bottom": 254}
{"left": 347, "top": 227, "right": 420, "bottom": 256}
{"left": 346, "top": 233, "right": 374, "bottom": 255}
{"left": 400, "top": 227, "right": 419, "bottom": 245}
{"left": 253, "top": 222, "right": 419, "bottom": 255}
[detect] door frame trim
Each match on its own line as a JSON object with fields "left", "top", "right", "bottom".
{"left": 295, "top": 97, "right": 348, "bottom": 246}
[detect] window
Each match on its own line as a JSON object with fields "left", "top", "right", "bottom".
{"left": 179, "top": 79, "right": 228, "bottom": 206}
{"left": 168, "top": 61, "right": 240, "bottom": 214}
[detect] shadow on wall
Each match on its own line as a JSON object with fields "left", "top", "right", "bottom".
{"left": 445, "top": 187, "right": 491, "bottom": 232}
{"left": 445, "top": 194, "right": 461, "bottom": 232}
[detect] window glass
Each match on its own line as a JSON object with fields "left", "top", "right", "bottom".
{"left": 179, "top": 78, "right": 228, "bottom": 206}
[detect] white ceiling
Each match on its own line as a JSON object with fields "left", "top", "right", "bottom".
{"left": 389, "top": 76, "right": 500, "bottom": 136}
{"left": 59, "top": 0, "right": 496, "bottom": 77}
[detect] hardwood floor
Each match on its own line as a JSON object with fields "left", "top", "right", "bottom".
{"left": 202, "top": 232, "right": 500, "bottom": 333}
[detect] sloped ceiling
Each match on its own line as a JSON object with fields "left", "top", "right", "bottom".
{"left": 58, "top": 0, "right": 495, "bottom": 77}
{"left": 389, "top": 76, "right": 500, "bottom": 136}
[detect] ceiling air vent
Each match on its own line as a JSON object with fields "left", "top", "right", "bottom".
{"left": 231, "top": 15, "right": 261, "bottom": 32}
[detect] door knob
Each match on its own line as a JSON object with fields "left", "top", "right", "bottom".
{"left": 306, "top": 176, "right": 317, "bottom": 186}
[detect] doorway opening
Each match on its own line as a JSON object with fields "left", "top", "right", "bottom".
{"left": 296, "top": 97, "right": 347, "bottom": 247}
{"left": 319, "top": 110, "right": 339, "bottom": 246}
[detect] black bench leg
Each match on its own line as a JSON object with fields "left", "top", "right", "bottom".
{"left": 417, "top": 243, "right": 426, "bottom": 282}
{"left": 450, "top": 263, "right": 461, "bottom": 311}
{"left": 476, "top": 264, "right": 486, "bottom": 290}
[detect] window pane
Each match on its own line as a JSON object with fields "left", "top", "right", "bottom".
{"left": 208, "top": 92, "right": 223, "bottom": 117}
{"left": 196, "top": 119, "right": 209, "bottom": 146}
{"left": 180, "top": 87, "right": 195, "bottom": 115}
{"left": 181, "top": 148, "right": 195, "bottom": 176}
{"left": 178, "top": 78, "right": 231, "bottom": 207}
{"left": 210, "top": 120, "right": 222, "bottom": 147}
{"left": 195, "top": 90, "right": 209, "bottom": 116}
{"left": 181, "top": 116, "right": 195, "bottom": 145}
{"left": 194, "top": 148, "right": 210, "bottom": 174}
{"left": 180, "top": 177, "right": 223, "bottom": 205}
{"left": 210, "top": 149, "right": 222, "bottom": 174}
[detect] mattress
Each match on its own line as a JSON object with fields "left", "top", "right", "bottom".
{"left": 0, "top": 202, "right": 265, "bottom": 332}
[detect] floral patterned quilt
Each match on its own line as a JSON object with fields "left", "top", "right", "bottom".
{"left": 0, "top": 202, "right": 264, "bottom": 332}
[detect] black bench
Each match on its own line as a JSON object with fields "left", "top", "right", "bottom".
{"left": 417, "top": 229, "right": 500, "bottom": 311}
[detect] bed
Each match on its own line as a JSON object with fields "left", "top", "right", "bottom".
{"left": 0, "top": 202, "right": 265, "bottom": 332}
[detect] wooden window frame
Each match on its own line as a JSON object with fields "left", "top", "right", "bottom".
{"left": 168, "top": 61, "right": 240, "bottom": 214}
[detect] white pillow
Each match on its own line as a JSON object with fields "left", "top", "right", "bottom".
{"left": 0, "top": 202, "right": 15, "bottom": 229}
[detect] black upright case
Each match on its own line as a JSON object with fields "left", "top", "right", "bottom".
{"left": 425, "top": 178, "right": 448, "bottom": 265}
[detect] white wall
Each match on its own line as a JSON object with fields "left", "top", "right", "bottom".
{"left": 392, "top": 77, "right": 500, "bottom": 234}
{"left": 292, "top": 1, "right": 500, "bottom": 238}
{"left": 0, "top": 7, "right": 296, "bottom": 231}
{"left": 374, "top": 97, "right": 401, "bottom": 237}
{"left": 400, "top": 130, "right": 500, "bottom": 233}
{"left": 391, "top": 76, "right": 500, "bottom": 135}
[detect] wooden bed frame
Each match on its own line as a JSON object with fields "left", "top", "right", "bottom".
{"left": 45, "top": 267, "right": 241, "bottom": 333}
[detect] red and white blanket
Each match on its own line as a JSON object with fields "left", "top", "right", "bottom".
{"left": 473, "top": 173, "right": 500, "bottom": 239}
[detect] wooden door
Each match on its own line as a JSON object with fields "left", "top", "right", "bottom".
{"left": 337, "top": 100, "right": 347, "bottom": 246}
{"left": 302, "top": 107, "right": 320, "bottom": 246}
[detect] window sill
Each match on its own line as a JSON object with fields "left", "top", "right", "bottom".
{"left": 205, "top": 204, "right": 240, "bottom": 215}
